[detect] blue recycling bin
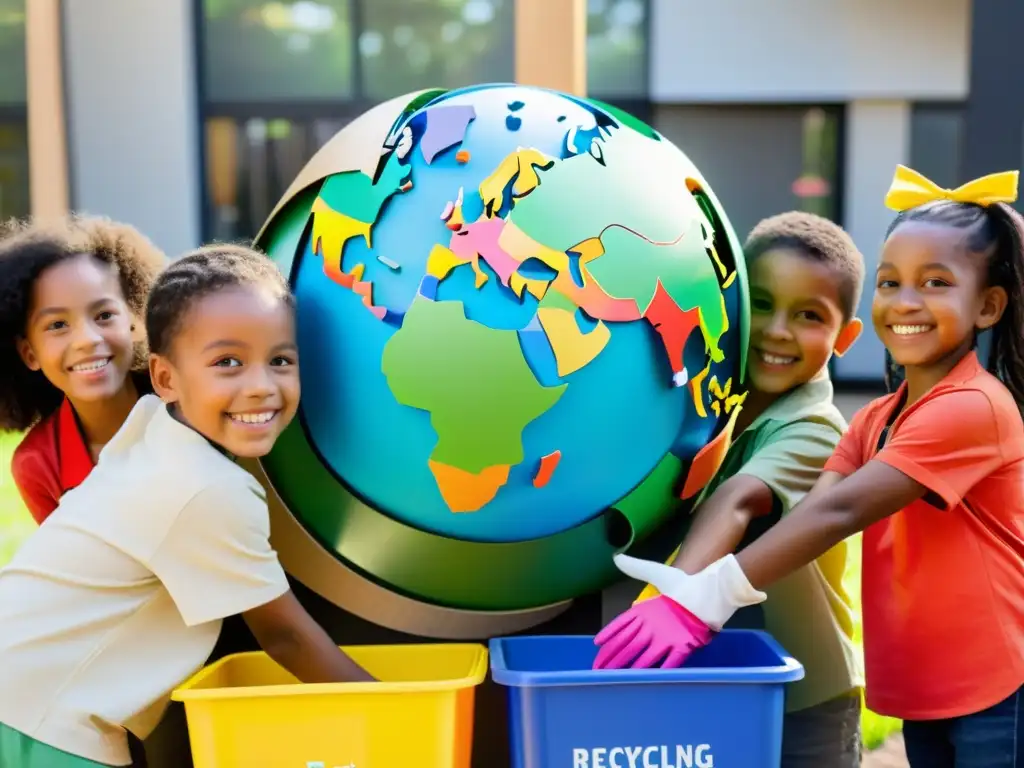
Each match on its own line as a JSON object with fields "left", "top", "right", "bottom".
{"left": 489, "top": 631, "right": 804, "bottom": 768}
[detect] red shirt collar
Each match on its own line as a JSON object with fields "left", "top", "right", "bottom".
{"left": 890, "top": 350, "right": 984, "bottom": 397}
{"left": 57, "top": 398, "right": 95, "bottom": 492}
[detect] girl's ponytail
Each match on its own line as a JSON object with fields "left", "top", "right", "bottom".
{"left": 981, "top": 203, "right": 1024, "bottom": 406}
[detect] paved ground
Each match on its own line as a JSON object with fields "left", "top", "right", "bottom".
{"left": 863, "top": 734, "right": 907, "bottom": 767}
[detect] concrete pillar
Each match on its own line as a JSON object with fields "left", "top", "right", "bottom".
{"left": 62, "top": 0, "right": 202, "bottom": 256}
{"left": 835, "top": 100, "right": 911, "bottom": 382}
{"left": 514, "top": 0, "right": 587, "bottom": 96}
{"left": 25, "top": 0, "right": 69, "bottom": 219}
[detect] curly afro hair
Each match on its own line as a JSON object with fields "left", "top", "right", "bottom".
{"left": 0, "top": 215, "right": 167, "bottom": 432}
{"left": 145, "top": 242, "right": 293, "bottom": 359}
{"left": 744, "top": 211, "right": 865, "bottom": 321}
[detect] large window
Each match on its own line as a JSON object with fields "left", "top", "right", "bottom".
{"left": 653, "top": 105, "right": 843, "bottom": 240}
{"left": 909, "top": 103, "right": 964, "bottom": 191}
{"left": 202, "top": 0, "right": 357, "bottom": 104}
{"left": 204, "top": 116, "right": 358, "bottom": 242}
{"left": 587, "top": 0, "right": 646, "bottom": 98}
{"left": 0, "top": 0, "right": 28, "bottom": 221}
{"left": 358, "top": 0, "right": 514, "bottom": 101}
{"left": 199, "top": 0, "right": 650, "bottom": 242}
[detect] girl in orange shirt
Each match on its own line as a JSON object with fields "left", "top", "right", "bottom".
{"left": 598, "top": 165, "right": 1024, "bottom": 767}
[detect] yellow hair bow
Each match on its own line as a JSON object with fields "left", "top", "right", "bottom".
{"left": 884, "top": 164, "right": 1019, "bottom": 211}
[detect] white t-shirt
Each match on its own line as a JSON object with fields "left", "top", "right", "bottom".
{"left": 0, "top": 394, "right": 290, "bottom": 766}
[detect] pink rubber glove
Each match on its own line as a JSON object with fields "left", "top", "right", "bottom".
{"left": 592, "top": 595, "right": 714, "bottom": 670}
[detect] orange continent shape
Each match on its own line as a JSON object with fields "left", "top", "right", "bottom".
{"left": 428, "top": 460, "right": 511, "bottom": 513}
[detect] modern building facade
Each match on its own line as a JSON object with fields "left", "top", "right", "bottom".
{"left": 4, "top": 0, "right": 998, "bottom": 383}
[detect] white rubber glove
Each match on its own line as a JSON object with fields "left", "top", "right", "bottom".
{"left": 613, "top": 553, "right": 767, "bottom": 632}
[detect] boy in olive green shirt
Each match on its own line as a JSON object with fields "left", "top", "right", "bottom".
{"left": 634, "top": 212, "right": 867, "bottom": 768}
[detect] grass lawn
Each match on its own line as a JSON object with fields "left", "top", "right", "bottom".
{"left": 0, "top": 432, "right": 35, "bottom": 567}
{"left": 842, "top": 532, "right": 903, "bottom": 749}
{"left": 0, "top": 430, "right": 901, "bottom": 748}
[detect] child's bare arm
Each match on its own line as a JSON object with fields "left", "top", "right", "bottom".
{"left": 736, "top": 461, "right": 925, "bottom": 589}
{"left": 674, "top": 423, "right": 847, "bottom": 574}
{"left": 671, "top": 474, "right": 774, "bottom": 573}
{"left": 243, "top": 591, "right": 376, "bottom": 683}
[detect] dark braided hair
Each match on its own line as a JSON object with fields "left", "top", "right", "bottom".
{"left": 0, "top": 215, "right": 166, "bottom": 431}
{"left": 882, "top": 200, "right": 1024, "bottom": 404}
{"left": 146, "top": 243, "right": 293, "bottom": 358}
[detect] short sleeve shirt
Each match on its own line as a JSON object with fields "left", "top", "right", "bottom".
{"left": 825, "top": 351, "right": 1024, "bottom": 720}
{"left": 640, "top": 374, "right": 863, "bottom": 712}
{"left": 10, "top": 398, "right": 94, "bottom": 524}
{"left": 0, "top": 395, "right": 290, "bottom": 765}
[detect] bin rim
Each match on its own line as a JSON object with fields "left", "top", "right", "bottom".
{"left": 171, "top": 642, "right": 488, "bottom": 702}
{"left": 488, "top": 631, "right": 804, "bottom": 688}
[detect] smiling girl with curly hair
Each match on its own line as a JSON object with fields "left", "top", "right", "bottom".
{"left": 0, "top": 215, "right": 166, "bottom": 524}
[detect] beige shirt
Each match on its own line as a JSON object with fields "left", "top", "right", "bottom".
{"left": 0, "top": 395, "right": 290, "bottom": 766}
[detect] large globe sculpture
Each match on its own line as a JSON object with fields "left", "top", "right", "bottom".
{"left": 251, "top": 84, "right": 750, "bottom": 635}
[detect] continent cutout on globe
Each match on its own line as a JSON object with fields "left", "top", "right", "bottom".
{"left": 534, "top": 288, "right": 611, "bottom": 377}
{"left": 381, "top": 295, "right": 566, "bottom": 513}
{"left": 301, "top": 86, "right": 742, "bottom": 524}
{"left": 419, "top": 104, "right": 477, "bottom": 164}
{"left": 310, "top": 158, "right": 412, "bottom": 322}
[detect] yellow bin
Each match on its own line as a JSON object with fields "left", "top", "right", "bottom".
{"left": 172, "top": 643, "right": 488, "bottom": 768}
